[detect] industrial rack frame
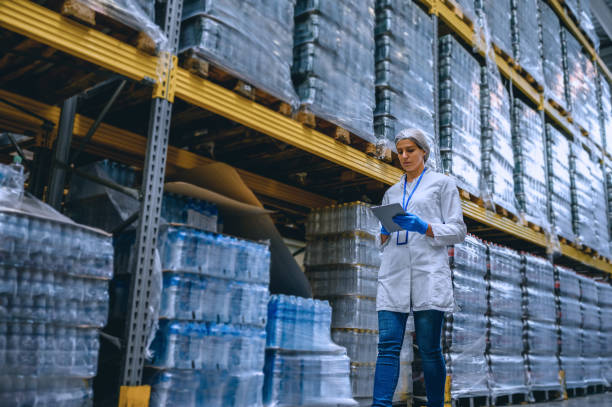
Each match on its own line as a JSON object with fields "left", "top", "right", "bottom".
{"left": 0, "top": 0, "right": 612, "bottom": 403}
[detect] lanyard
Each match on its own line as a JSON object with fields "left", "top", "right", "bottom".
{"left": 397, "top": 167, "right": 427, "bottom": 245}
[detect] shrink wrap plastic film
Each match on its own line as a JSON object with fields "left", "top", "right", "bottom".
{"left": 475, "top": 0, "right": 512, "bottom": 57}
{"left": 545, "top": 124, "right": 574, "bottom": 241}
{"left": 511, "top": 0, "right": 544, "bottom": 87}
{"left": 439, "top": 34, "right": 482, "bottom": 196}
{"left": 0, "top": 162, "right": 26, "bottom": 205}
{"left": 600, "top": 76, "right": 612, "bottom": 157}
{"left": 587, "top": 154, "right": 611, "bottom": 258}
{"left": 597, "top": 282, "right": 612, "bottom": 384}
{"left": 263, "top": 294, "right": 356, "bottom": 407}
{"left": 179, "top": 0, "right": 298, "bottom": 107}
{"left": 374, "top": 0, "right": 438, "bottom": 165}
{"left": 577, "top": 0, "right": 600, "bottom": 51}
{"left": 521, "top": 254, "right": 561, "bottom": 391}
{"left": 293, "top": 0, "right": 375, "bottom": 143}
{"left": 306, "top": 265, "right": 377, "bottom": 299}
{"left": 578, "top": 276, "right": 605, "bottom": 385}
{"left": 306, "top": 202, "right": 378, "bottom": 238}
{"left": 0, "top": 181, "right": 112, "bottom": 404}
{"left": 538, "top": 0, "right": 566, "bottom": 111}
{"left": 304, "top": 234, "right": 381, "bottom": 268}
{"left": 444, "top": 235, "right": 489, "bottom": 397}
{"left": 71, "top": 0, "right": 167, "bottom": 51}
{"left": 487, "top": 244, "right": 528, "bottom": 396}
{"left": 511, "top": 98, "right": 548, "bottom": 227}
{"left": 555, "top": 266, "right": 582, "bottom": 388}
{"left": 480, "top": 66, "right": 517, "bottom": 214}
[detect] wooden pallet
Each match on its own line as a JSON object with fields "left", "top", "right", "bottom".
{"left": 489, "top": 392, "right": 529, "bottom": 406}
{"left": 179, "top": 50, "right": 293, "bottom": 117}
{"left": 442, "top": 0, "right": 475, "bottom": 29}
{"left": 459, "top": 189, "right": 485, "bottom": 207}
{"left": 45, "top": 0, "right": 157, "bottom": 55}
{"left": 548, "top": 98, "right": 570, "bottom": 117}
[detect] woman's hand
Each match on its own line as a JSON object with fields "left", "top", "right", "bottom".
{"left": 392, "top": 213, "right": 429, "bottom": 235}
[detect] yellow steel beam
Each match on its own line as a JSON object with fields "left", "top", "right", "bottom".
{"left": 0, "top": 0, "right": 159, "bottom": 84}
{"left": 546, "top": 0, "right": 612, "bottom": 85}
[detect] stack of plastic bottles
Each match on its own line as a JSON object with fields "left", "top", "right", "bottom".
{"left": 480, "top": 66, "right": 517, "bottom": 214}
{"left": 598, "top": 74, "right": 612, "bottom": 155}
{"left": 443, "top": 235, "right": 489, "bottom": 399}
{"left": 511, "top": 98, "right": 548, "bottom": 226}
{"left": 0, "top": 157, "right": 26, "bottom": 204}
{"left": 486, "top": 244, "right": 528, "bottom": 398}
{"left": 510, "top": 0, "right": 544, "bottom": 86}
{"left": 607, "top": 166, "right": 612, "bottom": 251}
{"left": 556, "top": 265, "right": 583, "bottom": 389}
{"left": 305, "top": 202, "right": 386, "bottom": 406}
{"left": 439, "top": 34, "right": 482, "bottom": 196}
{"left": 596, "top": 281, "right": 612, "bottom": 384}
{"left": 576, "top": 0, "right": 600, "bottom": 51}
{"left": 587, "top": 151, "right": 611, "bottom": 258}
{"left": 263, "top": 294, "right": 357, "bottom": 407}
{"left": 570, "top": 144, "right": 600, "bottom": 250}
{"left": 545, "top": 124, "right": 574, "bottom": 241}
{"left": 562, "top": 27, "right": 600, "bottom": 136}
{"left": 538, "top": 0, "right": 566, "bottom": 111}
{"left": 578, "top": 275, "right": 605, "bottom": 386}
{"left": 521, "top": 254, "right": 560, "bottom": 392}
{"left": 373, "top": 0, "right": 437, "bottom": 161}
{"left": 475, "top": 0, "right": 512, "bottom": 57}
{"left": 161, "top": 193, "right": 219, "bottom": 233}
{"left": 0, "top": 163, "right": 114, "bottom": 406}
{"left": 178, "top": 0, "right": 298, "bottom": 106}
{"left": 142, "top": 224, "right": 271, "bottom": 407}
{"left": 292, "top": 0, "right": 375, "bottom": 143}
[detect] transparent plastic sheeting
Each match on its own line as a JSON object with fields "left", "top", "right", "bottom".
{"left": 264, "top": 295, "right": 356, "bottom": 407}
{"left": 263, "top": 351, "right": 357, "bottom": 407}
{"left": 444, "top": 235, "right": 488, "bottom": 397}
{"left": 328, "top": 296, "right": 377, "bottom": 331}
{"left": 439, "top": 34, "right": 482, "bottom": 196}
{"left": 293, "top": 0, "right": 376, "bottom": 143}
{"left": 374, "top": 0, "right": 438, "bottom": 165}
{"left": 304, "top": 233, "right": 381, "bottom": 268}
{"left": 0, "top": 162, "right": 26, "bottom": 205}
{"left": 538, "top": 0, "right": 566, "bottom": 111}
{"left": 600, "top": 76, "right": 612, "bottom": 157}
{"left": 579, "top": 276, "right": 604, "bottom": 384}
{"left": 511, "top": 0, "right": 544, "bottom": 86}
{"left": 266, "top": 295, "right": 342, "bottom": 352}
{"left": 332, "top": 330, "right": 378, "bottom": 364}
{"left": 305, "top": 202, "right": 379, "bottom": 238}
{"left": 545, "top": 124, "right": 574, "bottom": 241}
{"left": 578, "top": 0, "right": 600, "bottom": 51}
{"left": 72, "top": 0, "right": 167, "bottom": 51}
{"left": 179, "top": 0, "right": 298, "bottom": 107}
{"left": 475, "top": 0, "right": 512, "bottom": 57}
{"left": 522, "top": 255, "right": 556, "bottom": 323}
{"left": 511, "top": 98, "right": 548, "bottom": 226}
{"left": 587, "top": 154, "right": 611, "bottom": 258}
{"left": 0, "top": 377, "right": 93, "bottom": 407}
{"left": 146, "top": 368, "right": 264, "bottom": 407}
{"left": 306, "top": 265, "right": 378, "bottom": 299}
{"left": 480, "top": 66, "right": 517, "bottom": 214}
{"left": 598, "top": 282, "right": 612, "bottom": 385}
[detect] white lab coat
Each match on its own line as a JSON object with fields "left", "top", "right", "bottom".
{"left": 377, "top": 169, "right": 467, "bottom": 313}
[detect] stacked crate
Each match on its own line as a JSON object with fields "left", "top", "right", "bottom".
{"left": 439, "top": 34, "right": 482, "bottom": 196}
{"left": 538, "top": 0, "right": 566, "bottom": 111}
{"left": 264, "top": 295, "right": 356, "bottom": 406}
{"left": 486, "top": 244, "right": 528, "bottom": 399}
{"left": 596, "top": 281, "right": 612, "bottom": 385}
{"left": 511, "top": 0, "right": 544, "bottom": 86}
{"left": 443, "top": 235, "right": 489, "bottom": 400}
{"left": 556, "top": 265, "right": 583, "bottom": 389}
{"left": 0, "top": 181, "right": 114, "bottom": 405}
{"left": 480, "top": 66, "right": 517, "bottom": 214}
{"left": 475, "top": 0, "right": 512, "bottom": 57}
{"left": 511, "top": 98, "right": 548, "bottom": 226}
{"left": 305, "top": 202, "right": 397, "bottom": 406}
{"left": 521, "top": 254, "right": 561, "bottom": 393}
{"left": 578, "top": 275, "right": 605, "bottom": 386}
{"left": 545, "top": 124, "right": 574, "bottom": 241}
{"left": 292, "top": 0, "right": 376, "bottom": 142}
{"left": 374, "top": 0, "right": 437, "bottom": 166}
{"left": 179, "top": 0, "right": 298, "bottom": 106}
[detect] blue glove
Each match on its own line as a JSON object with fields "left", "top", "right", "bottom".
{"left": 392, "top": 213, "right": 428, "bottom": 235}
{"left": 381, "top": 224, "right": 390, "bottom": 236}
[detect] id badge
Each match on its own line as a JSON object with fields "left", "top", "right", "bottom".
{"left": 396, "top": 230, "right": 408, "bottom": 245}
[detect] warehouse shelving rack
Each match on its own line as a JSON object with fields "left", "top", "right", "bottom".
{"left": 0, "top": 0, "right": 612, "bottom": 402}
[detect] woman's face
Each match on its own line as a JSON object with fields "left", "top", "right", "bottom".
{"left": 396, "top": 139, "right": 426, "bottom": 173}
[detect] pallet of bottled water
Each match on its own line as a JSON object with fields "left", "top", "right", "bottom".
{"left": 306, "top": 202, "right": 379, "bottom": 238}
{"left": 0, "top": 195, "right": 113, "bottom": 406}
{"left": 263, "top": 294, "right": 357, "bottom": 406}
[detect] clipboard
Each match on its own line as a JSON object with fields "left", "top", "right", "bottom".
{"left": 370, "top": 203, "right": 407, "bottom": 233}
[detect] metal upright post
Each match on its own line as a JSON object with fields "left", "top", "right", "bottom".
{"left": 47, "top": 95, "right": 77, "bottom": 209}
{"left": 119, "top": 0, "right": 183, "bottom": 393}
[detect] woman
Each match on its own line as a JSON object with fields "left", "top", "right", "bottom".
{"left": 373, "top": 128, "right": 467, "bottom": 407}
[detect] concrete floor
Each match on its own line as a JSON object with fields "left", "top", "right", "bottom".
{"left": 532, "top": 392, "right": 612, "bottom": 406}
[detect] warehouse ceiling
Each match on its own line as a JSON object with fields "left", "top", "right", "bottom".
{"left": 592, "top": 0, "right": 612, "bottom": 67}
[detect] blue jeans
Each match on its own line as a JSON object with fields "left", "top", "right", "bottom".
{"left": 372, "top": 310, "right": 446, "bottom": 407}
